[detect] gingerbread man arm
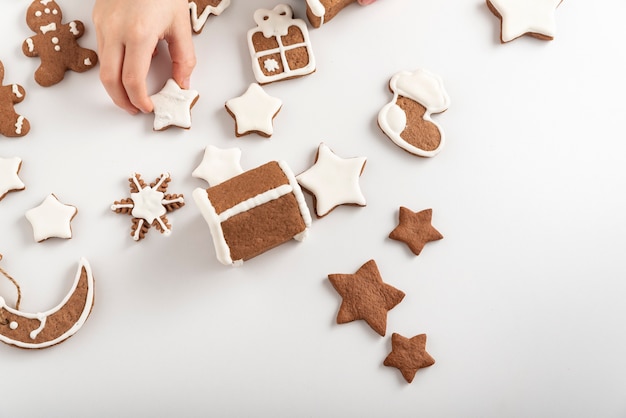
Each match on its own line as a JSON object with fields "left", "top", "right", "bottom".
{"left": 67, "top": 21, "right": 85, "bottom": 39}
{"left": 9, "top": 84, "right": 26, "bottom": 105}
{"left": 22, "top": 36, "right": 41, "bottom": 58}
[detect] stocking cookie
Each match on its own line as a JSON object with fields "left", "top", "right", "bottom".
{"left": 378, "top": 69, "right": 450, "bottom": 158}
{"left": 0, "top": 61, "right": 30, "bottom": 138}
{"left": 22, "top": 0, "right": 98, "bottom": 87}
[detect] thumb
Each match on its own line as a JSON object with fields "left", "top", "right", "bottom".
{"left": 166, "top": 19, "right": 196, "bottom": 89}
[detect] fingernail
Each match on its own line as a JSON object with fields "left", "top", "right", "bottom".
{"left": 181, "top": 77, "right": 190, "bottom": 89}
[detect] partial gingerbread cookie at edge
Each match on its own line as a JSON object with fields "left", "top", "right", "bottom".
{"left": 486, "top": 0, "right": 563, "bottom": 43}
{"left": 378, "top": 69, "right": 450, "bottom": 158}
{"left": 0, "top": 61, "right": 30, "bottom": 138}
{"left": 188, "top": 0, "right": 231, "bottom": 34}
{"left": 22, "top": 0, "right": 98, "bottom": 87}
{"left": 306, "top": 0, "right": 375, "bottom": 28}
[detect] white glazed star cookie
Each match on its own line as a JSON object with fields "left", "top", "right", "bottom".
{"left": 0, "top": 157, "right": 25, "bottom": 201}
{"left": 225, "top": 83, "right": 282, "bottom": 138}
{"left": 192, "top": 145, "right": 244, "bottom": 187}
{"left": 150, "top": 79, "right": 199, "bottom": 131}
{"left": 486, "top": 0, "right": 563, "bottom": 43}
{"left": 25, "top": 194, "right": 77, "bottom": 242}
{"left": 296, "top": 143, "right": 366, "bottom": 217}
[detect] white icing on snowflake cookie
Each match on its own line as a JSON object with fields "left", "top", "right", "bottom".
{"left": 486, "top": 0, "right": 563, "bottom": 43}
{"left": 0, "top": 156, "right": 25, "bottom": 201}
{"left": 225, "top": 83, "right": 282, "bottom": 138}
{"left": 247, "top": 4, "right": 316, "bottom": 84}
{"left": 378, "top": 69, "right": 450, "bottom": 158}
{"left": 150, "top": 79, "right": 199, "bottom": 131}
{"left": 25, "top": 193, "right": 77, "bottom": 242}
{"left": 192, "top": 145, "right": 244, "bottom": 187}
{"left": 111, "top": 173, "right": 185, "bottom": 241}
{"left": 296, "top": 143, "right": 366, "bottom": 217}
{"left": 189, "top": 0, "right": 231, "bottom": 34}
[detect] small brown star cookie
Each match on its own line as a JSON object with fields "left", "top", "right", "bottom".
{"left": 389, "top": 207, "right": 443, "bottom": 256}
{"left": 384, "top": 333, "right": 435, "bottom": 383}
{"left": 328, "top": 259, "right": 405, "bottom": 336}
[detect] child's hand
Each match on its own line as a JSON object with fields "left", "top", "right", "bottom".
{"left": 92, "top": 0, "right": 196, "bottom": 114}
{"left": 358, "top": 0, "right": 378, "bottom": 5}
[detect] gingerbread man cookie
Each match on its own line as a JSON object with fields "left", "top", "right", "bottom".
{"left": 0, "top": 61, "right": 30, "bottom": 138}
{"left": 22, "top": 0, "right": 98, "bottom": 87}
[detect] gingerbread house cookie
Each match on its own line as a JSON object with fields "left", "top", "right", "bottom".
{"left": 193, "top": 161, "right": 311, "bottom": 266}
{"left": 247, "top": 4, "right": 316, "bottom": 85}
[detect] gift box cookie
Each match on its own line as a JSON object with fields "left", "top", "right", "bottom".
{"left": 193, "top": 160, "right": 311, "bottom": 266}
{"left": 247, "top": 4, "right": 316, "bottom": 84}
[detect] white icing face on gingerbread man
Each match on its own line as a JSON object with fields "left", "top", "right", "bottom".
{"left": 22, "top": 0, "right": 98, "bottom": 87}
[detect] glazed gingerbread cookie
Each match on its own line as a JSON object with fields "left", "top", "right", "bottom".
{"left": 306, "top": 0, "right": 378, "bottom": 28}
{"left": 188, "top": 0, "right": 231, "bottom": 34}
{"left": 0, "top": 61, "right": 30, "bottom": 138}
{"left": 247, "top": 4, "right": 316, "bottom": 84}
{"left": 378, "top": 69, "right": 450, "bottom": 157}
{"left": 22, "top": 0, "right": 98, "bottom": 87}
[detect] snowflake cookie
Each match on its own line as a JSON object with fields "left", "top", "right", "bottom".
{"left": 111, "top": 173, "right": 185, "bottom": 241}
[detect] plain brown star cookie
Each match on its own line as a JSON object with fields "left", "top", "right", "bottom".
{"left": 389, "top": 207, "right": 443, "bottom": 256}
{"left": 383, "top": 333, "right": 435, "bottom": 383}
{"left": 328, "top": 259, "right": 405, "bottom": 336}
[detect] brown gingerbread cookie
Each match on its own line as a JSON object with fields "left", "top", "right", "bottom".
{"left": 22, "top": 0, "right": 98, "bottom": 87}
{"left": 0, "top": 61, "right": 30, "bottom": 138}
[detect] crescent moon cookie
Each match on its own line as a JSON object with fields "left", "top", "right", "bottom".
{"left": 0, "top": 258, "right": 95, "bottom": 350}
{"left": 0, "top": 157, "right": 25, "bottom": 201}
{"left": 486, "top": 0, "right": 563, "bottom": 43}
{"left": 328, "top": 260, "right": 405, "bottom": 337}
{"left": 0, "top": 61, "right": 30, "bottom": 138}
{"left": 247, "top": 4, "right": 316, "bottom": 85}
{"left": 296, "top": 143, "right": 367, "bottom": 218}
{"left": 378, "top": 69, "right": 450, "bottom": 158}
{"left": 25, "top": 193, "right": 78, "bottom": 242}
{"left": 188, "top": 0, "right": 231, "bottom": 34}
{"left": 22, "top": 0, "right": 98, "bottom": 87}
{"left": 111, "top": 173, "right": 185, "bottom": 241}
{"left": 150, "top": 79, "right": 200, "bottom": 131}
{"left": 225, "top": 83, "right": 283, "bottom": 138}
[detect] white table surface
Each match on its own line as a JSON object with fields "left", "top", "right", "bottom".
{"left": 2, "top": 0, "right": 626, "bottom": 417}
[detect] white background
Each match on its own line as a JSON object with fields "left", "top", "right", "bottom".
{"left": 1, "top": 0, "right": 626, "bottom": 416}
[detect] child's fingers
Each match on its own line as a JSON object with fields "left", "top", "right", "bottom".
{"left": 121, "top": 40, "right": 156, "bottom": 113}
{"left": 98, "top": 41, "right": 139, "bottom": 115}
{"left": 166, "top": 13, "right": 196, "bottom": 90}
